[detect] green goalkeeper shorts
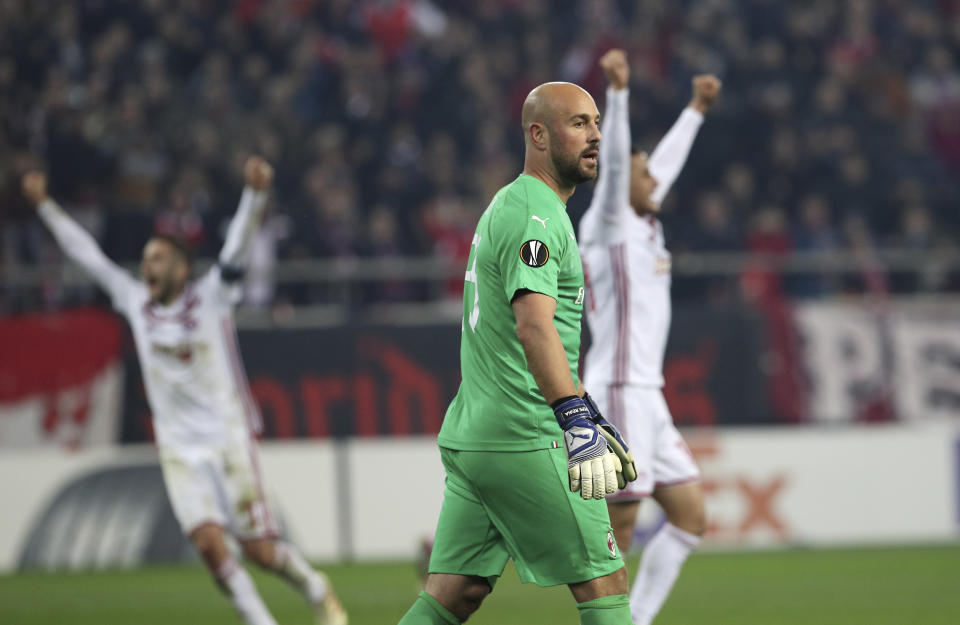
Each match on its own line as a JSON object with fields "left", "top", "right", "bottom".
{"left": 428, "top": 446, "right": 625, "bottom": 588}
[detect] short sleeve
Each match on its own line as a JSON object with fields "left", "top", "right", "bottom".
{"left": 497, "top": 202, "right": 568, "bottom": 303}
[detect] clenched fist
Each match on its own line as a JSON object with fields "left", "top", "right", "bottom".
{"left": 22, "top": 171, "right": 49, "bottom": 207}
{"left": 244, "top": 156, "right": 274, "bottom": 192}
{"left": 599, "top": 49, "right": 629, "bottom": 91}
{"left": 691, "top": 75, "right": 722, "bottom": 113}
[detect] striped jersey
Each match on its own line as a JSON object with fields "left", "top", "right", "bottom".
{"left": 579, "top": 87, "right": 704, "bottom": 388}
{"left": 38, "top": 189, "right": 267, "bottom": 449}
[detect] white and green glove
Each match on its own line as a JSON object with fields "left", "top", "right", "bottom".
{"left": 582, "top": 392, "right": 638, "bottom": 489}
{"left": 552, "top": 396, "right": 621, "bottom": 500}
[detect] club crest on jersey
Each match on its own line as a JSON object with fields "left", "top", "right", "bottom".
{"left": 519, "top": 240, "right": 549, "bottom": 267}
{"left": 152, "top": 342, "right": 194, "bottom": 364}
{"left": 606, "top": 529, "right": 618, "bottom": 558}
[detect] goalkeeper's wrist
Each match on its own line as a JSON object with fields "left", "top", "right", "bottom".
{"left": 550, "top": 395, "right": 579, "bottom": 410}
{"left": 551, "top": 396, "right": 591, "bottom": 429}
{"left": 581, "top": 392, "right": 601, "bottom": 420}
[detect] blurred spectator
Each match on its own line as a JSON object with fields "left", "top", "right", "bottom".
{"left": 360, "top": 205, "right": 417, "bottom": 303}
{"left": 900, "top": 204, "right": 935, "bottom": 251}
{"left": 674, "top": 192, "right": 741, "bottom": 304}
{"left": 153, "top": 182, "right": 208, "bottom": 251}
{"left": 789, "top": 194, "right": 841, "bottom": 298}
{"left": 686, "top": 192, "right": 740, "bottom": 253}
{"left": 891, "top": 203, "right": 954, "bottom": 293}
{"left": 742, "top": 206, "right": 791, "bottom": 304}
{"left": 421, "top": 192, "right": 476, "bottom": 299}
{"left": 1, "top": 0, "right": 959, "bottom": 309}
{"left": 842, "top": 213, "right": 889, "bottom": 297}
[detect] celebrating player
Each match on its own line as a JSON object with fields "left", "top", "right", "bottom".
{"left": 399, "top": 82, "right": 637, "bottom": 625}
{"left": 579, "top": 49, "right": 721, "bottom": 625}
{"left": 23, "top": 158, "right": 347, "bottom": 625}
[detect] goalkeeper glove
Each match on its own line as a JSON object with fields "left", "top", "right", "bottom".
{"left": 583, "top": 392, "right": 638, "bottom": 488}
{"left": 552, "top": 396, "right": 621, "bottom": 500}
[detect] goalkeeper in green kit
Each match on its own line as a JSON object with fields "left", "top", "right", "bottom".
{"left": 398, "top": 82, "right": 638, "bottom": 625}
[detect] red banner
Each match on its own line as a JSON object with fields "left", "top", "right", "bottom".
{"left": 0, "top": 309, "right": 124, "bottom": 449}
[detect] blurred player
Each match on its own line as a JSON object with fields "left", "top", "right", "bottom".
{"left": 23, "top": 158, "right": 347, "bottom": 625}
{"left": 579, "top": 49, "right": 721, "bottom": 625}
{"left": 399, "top": 82, "right": 637, "bottom": 625}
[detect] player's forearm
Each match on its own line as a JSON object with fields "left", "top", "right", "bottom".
{"left": 595, "top": 87, "right": 631, "bottom": 206}
{"left": 37, "top": 198, "right": 120, "bottom": 281}
{"left": 218, "top": 186, "right": 268, "bottom": 268}
{"left": 517, "top": 318, "right": 578, "bottom": 405}
{"left": 648, "top": 107, "right": 704, "bottom": 206}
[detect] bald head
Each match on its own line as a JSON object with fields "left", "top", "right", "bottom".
{"left": 521, "top": 82, "right": 597, "bottom": 140}
{"left": 520, "top": 81, "right": 601, "bottom": 198}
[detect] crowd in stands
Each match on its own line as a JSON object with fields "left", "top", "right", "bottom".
{"left": 2, "top": 0, "right": 960, "bottom": 311}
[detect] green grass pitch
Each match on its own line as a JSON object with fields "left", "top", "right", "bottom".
{"left": 2, "top": 545, "right": 958, "bottom": 624}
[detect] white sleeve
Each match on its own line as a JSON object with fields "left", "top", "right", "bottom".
{"left": 198, "top": 264, "right": 244, "bottom": 308}
{"left": 218, "top": 186, "right": 268, "bottom": 272}
{"left": 591, "top": 87, "right": 632, "bottom": 224}
{"left": 648, "top": 107, "right": 704, "bottom": 206}
{"left": 37, "top": 199, "right": 135, "bottom": 310}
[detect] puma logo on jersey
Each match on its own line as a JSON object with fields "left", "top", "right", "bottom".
{"left": 530, "top": 215, "right": 550, "bottom": 228}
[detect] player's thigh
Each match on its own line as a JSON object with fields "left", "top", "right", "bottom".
{"left": 220, "top": 435, "right": 280, "bottom": 541}
{"left": 650, "top": 390, "right": 701, "bottom": 490}
{"left": 159, "top": 445, "right": 227, "bottom": 535}
{"left": 652, "top": 481, "right": 706, "bottom": 536}
{"left": 602, "top": 384, "right": 656, "bottom": 502}
{"left": 606, "top": 500, "right": 641, "bottom": 552}
{"left": 430, "top": 448, "right": 510, "bottom": 585}
{"left": 464, "top": 448, "right": 624, "bottom": 587}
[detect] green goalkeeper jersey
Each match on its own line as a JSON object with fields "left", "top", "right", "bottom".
{"left": 438, "top": 174, "right": 585, "bottom": 451}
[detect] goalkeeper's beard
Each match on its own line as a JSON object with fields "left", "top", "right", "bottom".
{"left": 551, "top": 142, "right": 597, "bottom": 186}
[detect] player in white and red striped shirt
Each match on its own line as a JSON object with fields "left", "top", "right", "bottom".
{"left": 24, "top": 158, "right": 346, "bottom": 625}
{"left": 579, "top": 49, "right": 722, "bottom": 625}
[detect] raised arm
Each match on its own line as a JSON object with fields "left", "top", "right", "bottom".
{"left": 218, "top": 156, "right": 274, "bottom": 272}
{"left": 24, "top": 171, "right": 134, "bottom": 307}
{"left": 592, "top": 49, "right": 632, "bottom": 222}
{"left": 648, "top": 74, "right": 721, "bottom": 206}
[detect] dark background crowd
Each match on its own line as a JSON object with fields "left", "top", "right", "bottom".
{"left": 2, "top": 0, "right": 960, "bottom": 311}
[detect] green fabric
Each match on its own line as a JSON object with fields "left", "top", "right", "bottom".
{"left": 438, "top": 174, "right": 585, "bottom": 452}
{"left": 397, "top": 591, "right": 461, "bottom": 625}
{"left": 577, "top": 594, "right": 633, "bottom": 625}
{"left": 428, "top": 447, "right": 624, "bottom": 588}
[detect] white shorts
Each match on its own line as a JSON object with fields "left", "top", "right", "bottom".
{"left": 159, "top": 434, "right": 279, "bottom": 540}
{"left": 596, "top": 385, "right": 700, "bottom": 502}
